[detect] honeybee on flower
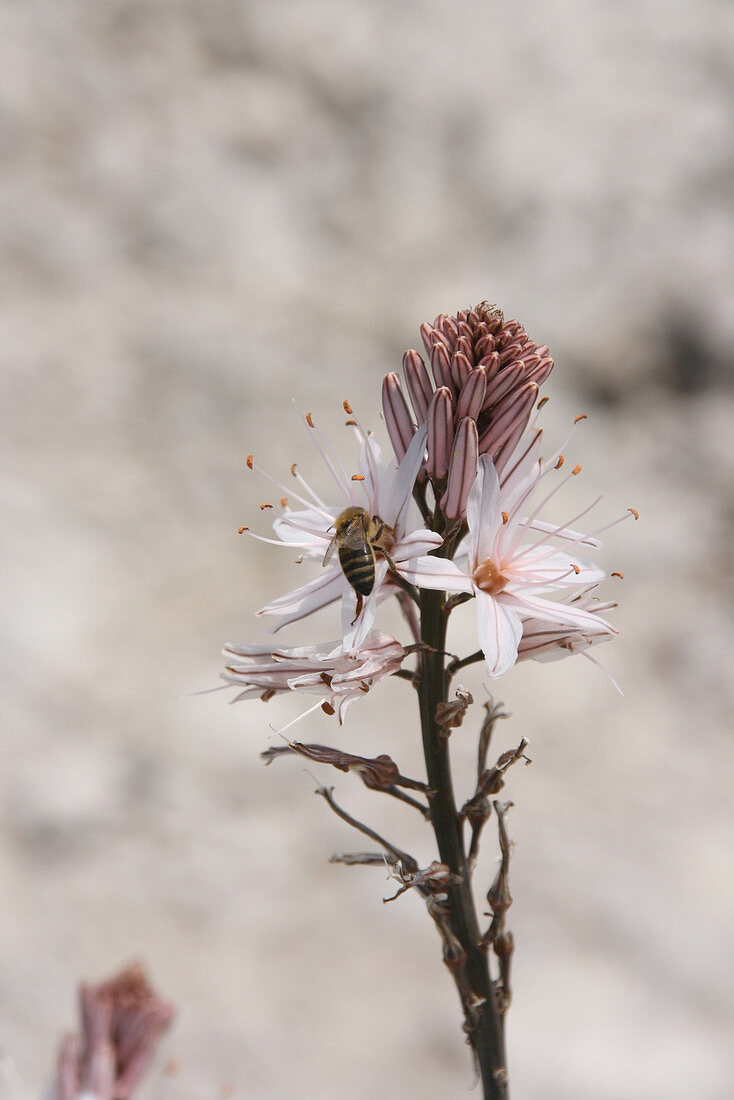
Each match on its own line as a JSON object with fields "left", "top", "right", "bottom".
{"left": 241, "top": 409, "right": 442, "bottom": 650}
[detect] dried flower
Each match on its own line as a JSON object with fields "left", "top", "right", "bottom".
{"left": 222, "top": 631, "right": 405, "bottom": 729}
{"left": 54, "top": 964, "right": 174, "bottom": 1100}
{"left": 248, "top": 414, "right": 441, "bottom": 649}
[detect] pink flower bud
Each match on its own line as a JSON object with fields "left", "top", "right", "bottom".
{"left": 430, "top": 339, "right": 454, "bottom": 392}
{"left": 382, "top": 372, "right": 416, "bottom": 462}
{"left": 451, "top": 350, "right": 473, "bottom": 391}
{"left": 441, "top": 418, "right": 479, "bottom": 520}
{"left": 426, "top": 386, "right": 454, "bottom": 481}
{"left": 403, "top": 349, "right": 434, "bottom": 423}
{"left": 456, "top": 364, "right": 487, "bottom": 422}
{"left": 479, "top": 381, "right": 538, "bottom": 459}
{"left": 484, "top": 360, "right": 526, "bottom": 408}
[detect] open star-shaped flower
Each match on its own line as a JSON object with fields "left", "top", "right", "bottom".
{"left": 248, "top": 413, "right": 441, "bottom": 649}
{"left": 399, "top": 436, "right": 624, "bottom": 677}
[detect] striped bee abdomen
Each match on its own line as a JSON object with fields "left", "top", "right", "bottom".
{"left": 338, "top": 545, "right": 375, "bottom": 596}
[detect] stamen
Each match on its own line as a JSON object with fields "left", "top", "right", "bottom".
{"left": 579, "top": 650, "right": 623, "bottom": 695}
{"left": 572, "top": 464, "right": 582, "bottom": 475}
{"left": 280, "top": 497, "right": 287, "bottom": 507}
{"left": 248, "top": 452, "right": 335, "bottom": 521}
{"left": 573, "top": 414, "right": 588, "bottom": 424}
{"left": 290, "top": 463, "right": 297, "bottom": 476}
{"left": 306, "top": 413, "right": 314, "bottom": 428}
{"left": 352, "top": 473, "right": 365, "bottom": 481}
{"left": 501, "top": 511, "right": 509, "bottom": 524}
{"left": 537, "top": 396, "right": 550, "bottom": 410}
{"left": 508, "top": 493, "right": 604, "bottom": 563}
{"left": 583, "top": 508, "right": 639, "bottom": 541}
{"left": 555, "top": 454, "right": 565, "bottom": 470}
{"left": 261, "top": 503, "right": 273, "bottom": 510}
{"left": 343, "top": 400, "right": 353, "bottom": 415}
{"left": 246, "top": 454, "right": 254, "bottom": 469}
{"left": 345, "top": 419, "right": 357, "bottom": 426}
{"left": 611, "top": 571, "right": 624, "bottom": 579}
{"left": 238, "top": 525, "right": 248, "bottom": 534}
{"left": 571, "top": 563, "right": 580, "bottom": 574}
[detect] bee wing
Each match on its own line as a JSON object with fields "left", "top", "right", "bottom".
{"left": 343, "top": 515, "right": 368, "bottom": 550}
{"left": 322, "top": 531, "right": 339, "bottom": 567}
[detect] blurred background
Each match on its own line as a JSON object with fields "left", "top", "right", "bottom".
{"left": 1, "top": 1, "right": 733, "bottom": 1096}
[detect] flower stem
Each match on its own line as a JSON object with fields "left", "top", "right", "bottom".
{"left": 418, "top": 587, "right": 508, "bottom": 1099}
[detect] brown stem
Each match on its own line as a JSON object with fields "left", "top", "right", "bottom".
{"left": 418, "top": 587, "right": 508, "bottom": 1099}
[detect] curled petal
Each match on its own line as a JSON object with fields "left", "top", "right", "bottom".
{"left": 476, "top": 593, "right": 523, "bottom": 678}
{"left": 391, "top": 529, "right": 444, "bottom": 561}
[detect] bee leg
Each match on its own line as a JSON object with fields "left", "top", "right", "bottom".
{"left": 350, "top": 593, "right": 364, "bottom": 626}
{"left": 378, "top": 548, "right": 398, "bottom": 575}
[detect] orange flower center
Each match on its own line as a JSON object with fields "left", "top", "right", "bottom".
{"left": 473, "top": 558, "right": 509, "bottom": 596}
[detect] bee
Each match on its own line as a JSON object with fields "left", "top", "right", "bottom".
{"left": 323, "top": 506, "right": 394, "bottom": 621}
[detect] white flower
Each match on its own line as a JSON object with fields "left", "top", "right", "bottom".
{"left": 399, "top": 439, "right": 627, "bottom": 678}
{"left": 248, "top": 413, "right": 441, "bottom": 649}
{"left": 222, "top": 631, "right": 406, "bottom": 729}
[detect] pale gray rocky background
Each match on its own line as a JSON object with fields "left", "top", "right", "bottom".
{"left": 1, "top": 1, "right": 733, "bottom": 1097}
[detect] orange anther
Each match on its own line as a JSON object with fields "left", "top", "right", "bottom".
{"left": 537, "top": 395, "right": 550, "bottom": 409}
{"left": 246, "top": 454, "right": 253, "bottom": 469}
{"left": 351, "top": 473, "right": 365, "bottom": 481}
{"left": 574, "top": 413, "right": 588, "bottom": 424}
{"left": 611, "top": 571, "right": 624, "bottom": 579}
{"left": 628, "top": 507, "right": 639, "bottom": 520}
{"left": 238, "top": 525, "right": 248, "bottom": 534}
{"left": 571, "top": 563, "right": 580, "bottom": 574}
{"left": 290, "top": 463, "right": 297, "bottom": 477}
{"left": 501, "top": 511, "right": 509, "bottom": 524}
{"left": 572, "top": 464, "right": 582, "bottom": 475}
{"left": 280, "top": 497, "right": 287, "bottom": 507}
{"left": 345, "top": 419, "right": 357, "bottom": 426}
{"left": 260, "top": 503, "right": 273, "bottom": 511}
{"left": 343, "top": 399, "right": 353, "bottom": 414}
{"left": 306, "top": 412, "right": 314, "bottom": 427}
{"left": 555, "top": 454, "right": 565, "bottom": 469}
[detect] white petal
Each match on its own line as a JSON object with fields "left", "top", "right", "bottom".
{"left": 466, "top": 455, "right": 503, "bottom": 565}
{"left": 385, "top": 423, "right": 428, "bottom": 529}
{"left": 509, "top": 548, "right": 605, "bottom": 589}
{"left": 341, "top": 587, "right": 378, "bottom": 651}
{"left": 501, "top": 590, "right": 617, "bottom": 634}
{"left": 476, "top": 593, "right": 523, "bottom": 678}
{"left": 256, "top": 569, "right": 343, "bottom": 631}
{"left": 273, "top": 509, "right": 334, "bottom": 546}
{"left": 392, "top": 529, "right": 444, "bottom": 561}
{"left": 398, "top": 556, "right": 474, "bottom": 593}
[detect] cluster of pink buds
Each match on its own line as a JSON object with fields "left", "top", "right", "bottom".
{"left": 382, "top": 302, "right": 554, "bottom": 521}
